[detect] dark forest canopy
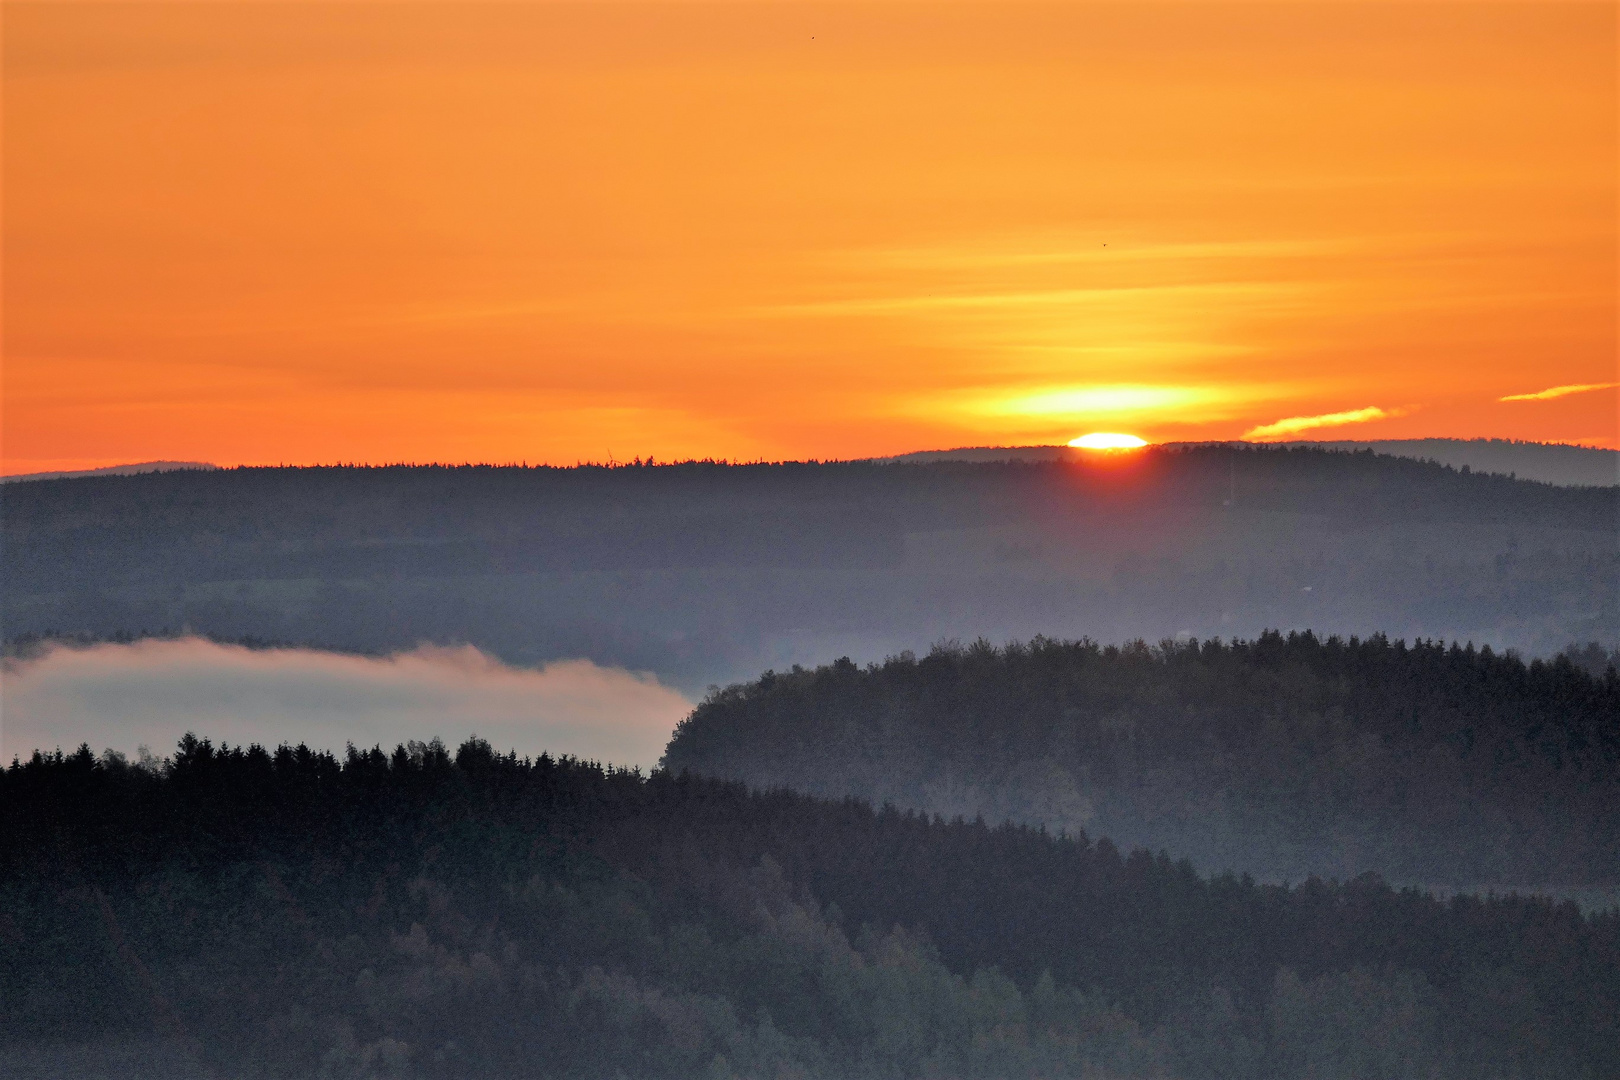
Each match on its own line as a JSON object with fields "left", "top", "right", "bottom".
{"left": 664, "top": 632, "right": 1620, "bottom": 890}
{"left": 3, "top": 737, "right": 1616, "bottom": 1079}
{"left": 4, "top": 446, "right": 1615, "bottom": 688}
{"left": 878, "top": 439, "right": 1620, "bottom": 488}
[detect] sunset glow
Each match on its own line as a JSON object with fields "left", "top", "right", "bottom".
{"left": 1068, "top": 433, "right": 1149, "bottom": 451}
{"left": 987, "top": 386, "right": 1229, "bottom": 421}
{"left": 4, "top": 1, "right": 1615, "bottom": 473}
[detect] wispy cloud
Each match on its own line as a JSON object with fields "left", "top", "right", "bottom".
{"left": 981, "top": 384, "right": 1225, "bottom": 418}
{"left": 754, "top": 282, "right": 1291, "bottom": 320}
{"left": 852, "top": 238, "right": 1341, "bottom": 272}
{"left": 1499, "top": 382, "right": 1617, "bottom": 403}
{"left": 1243, "top": 406, "right": 1397, "bottom": 441}
{"left": 0, "top": 639, "right": 693, "bottom": 770}
{"left": 898, "top": 379, "right": 1294, "bottom": 443}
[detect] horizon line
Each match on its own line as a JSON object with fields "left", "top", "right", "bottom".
{"left": 5, "top": 435, "right": 1617, "bottom": 481}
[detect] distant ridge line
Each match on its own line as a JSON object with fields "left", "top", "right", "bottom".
{"left": 5, "top": 439, "right": 1615, "bottom": 488}
{"left": 873, "top": 439, "right": 1618, "bottom": 488}
{"left": 1, "top": 461, "right": 218, "bottom": 483}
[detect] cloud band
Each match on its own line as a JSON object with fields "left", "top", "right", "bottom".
{"left": 1242, "top": 406, "right": 1395, "bottom": 441}
{"left": 1499, "top": 382, "right": 1617, "bottom": 403}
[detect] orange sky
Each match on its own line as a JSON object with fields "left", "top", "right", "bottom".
{"left": 4, "top": 1, "right": 1616, "bottom": 472}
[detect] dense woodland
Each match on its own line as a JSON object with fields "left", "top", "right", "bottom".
{"left": 665, "top": 633, "right": 1620, "bottom": 889}
{"left": 883, "top": 438, "right": 1619, "bottom": 488}
{"left": 4, "top": 738, "right": 1616, "bottom": 1079}
{"left": 5, "top": 451, "right": 1616, "bottom": 1075}
{"left": 4, "top": 447, "right": 1615, "bottom": 688}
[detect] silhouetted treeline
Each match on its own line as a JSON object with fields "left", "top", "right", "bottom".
{"left": 3, "top": 736, "right": 1615, "bottom": 1078}
{"left": 665, "top": 632, "right": 1620, "bottom": 889}
{"left": 5, "top": 447, "right": 1615, "bottom": 686}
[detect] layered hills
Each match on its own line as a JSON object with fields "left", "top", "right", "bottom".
{"left": 4, "top": 738, "right": 1615, "bottom": 1079}
{"left": 6, "top": 444, "right": 1618, "bottom": 1077}
{"left": 4, "top": 445, "right": 1615, "bottom": 689}
{"left": 664, "top": 633, "right": 1620, "bottom": 891}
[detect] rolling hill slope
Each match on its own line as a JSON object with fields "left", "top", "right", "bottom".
{"left": 4, "top": 445, "right": 1614, "bottom": 689}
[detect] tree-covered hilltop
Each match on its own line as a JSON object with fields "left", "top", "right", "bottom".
{"left": 4, "top": 738, "right": 1616, "bottom": 1079}
{"left": 882, "top": 439, "right": 1620, "bottom": 488}
{"left": 4, "top": 446, "right": 1615, "bottom": 688}
{"left": 663, "top": 632, "right": 1620, "bottom": 889}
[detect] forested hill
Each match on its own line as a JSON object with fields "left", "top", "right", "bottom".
{"left": 663, "top": 633, "right": 1620, "bottom": 890}
{"left": 5, "top": 446, "right": 1615, "bottom": 688}
{"left": 4, "top": 738, "right": 1616, "bottom": 1078}
{"left": 881, "top": 439, "right": 1620, "bottom": 488}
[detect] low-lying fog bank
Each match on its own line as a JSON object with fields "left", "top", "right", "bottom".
{"left": 0, "top": 637, "right": 691, "bottom": 770}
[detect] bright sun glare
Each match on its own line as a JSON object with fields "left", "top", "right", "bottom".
{"left": 1068, "top": 432, "right": 1148, "bottom": 450}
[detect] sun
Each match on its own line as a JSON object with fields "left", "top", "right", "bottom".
{"left": 1068, "top": 432, "right": 1148, "bottom": 450}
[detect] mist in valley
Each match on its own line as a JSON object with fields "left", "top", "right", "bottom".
{"left": 6, "top": 446, "right": 1613, "bottom": 694}
{"left": 4, "top": 447, "right": 1617, "bottom": 1079}
{"left": 1, "top": 637, "right": 689, "bottom": 770}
